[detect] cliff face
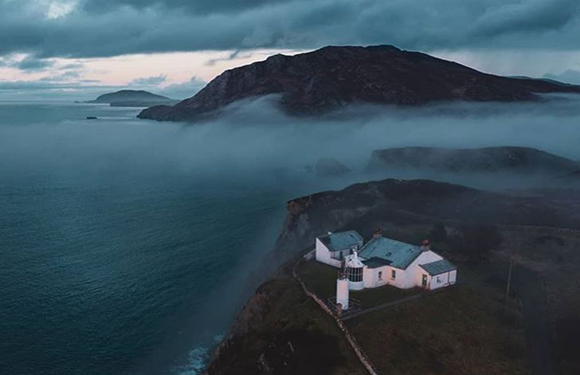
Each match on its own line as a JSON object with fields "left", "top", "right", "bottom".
{"left": 138, "top": 45, "right": 580, "bottom": 121}
{"left": 206, "top": 268, "right": 367, "bottom": 375}
{"left": 368, "top": 146, "right": 580, "bottom": 174}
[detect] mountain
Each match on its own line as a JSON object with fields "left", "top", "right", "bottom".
{"left": 84, "top": 90, "right": 177, "bottom": 107}
{"left": 367, "top": 146, "right": 580, "bottom": 175}
{"left": 138, "top": 45, "right": 580, "bottom": 121}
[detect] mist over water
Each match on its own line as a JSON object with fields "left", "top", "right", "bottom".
{"left": 2, "top": 94, "right": 580, "bottom": 375}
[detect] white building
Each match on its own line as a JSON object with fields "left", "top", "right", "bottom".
{"left": 315, "top": 230, "right": 457, "bottom": 291}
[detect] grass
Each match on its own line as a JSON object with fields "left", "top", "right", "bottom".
{"left": 208, "top": 272, "right": 368, "bottom": 375}
{"left": 347, "top": 280, "right": 529, "bottom": 375}
{"left": 497, "top": 226, "right": 580, "bottom": 375}
{"left": 351, "top": 283, "right": 419, "bottom": 308}
{"left": 297, "top": 260, "right": 340, "bottom": 299}
{"left": 297, "top": 260, "right": 421, "bottom": 309}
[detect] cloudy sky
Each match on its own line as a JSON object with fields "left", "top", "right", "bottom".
{"left": 2, "top": 0, "right": 580, "bottom": 99}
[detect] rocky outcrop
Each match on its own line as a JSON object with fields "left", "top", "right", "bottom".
{"left": 138, "top": 45, "right": 580, "bottom": 121}
{"left": 368, "top": 146, "right": 580, "bottom": 175}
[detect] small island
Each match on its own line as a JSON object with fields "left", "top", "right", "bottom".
{"left": 81, "top": 90, "right": 178, "bottom": 108}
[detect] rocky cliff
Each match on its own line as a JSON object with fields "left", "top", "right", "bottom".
{"left": 138, "top": 45, "right": 580, "bottom": 121}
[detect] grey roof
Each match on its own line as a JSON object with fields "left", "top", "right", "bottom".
{"left": 420, "top": 259, "right": 457, "bottom": 276}
{"left": 358, "top": 237, "right": 422, "bottom": 270}
{"left": 318, "top": 230, "right": 364, "bottom": 252}
{"left": 362, "top": 257, "right": 392, "bottom": 269}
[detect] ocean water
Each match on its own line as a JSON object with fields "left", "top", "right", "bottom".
{"left": 3, "top": 95, "right": 580, "bottom": 375}
{"left": 0, "top": 101, "right": 318, "bottom": 375}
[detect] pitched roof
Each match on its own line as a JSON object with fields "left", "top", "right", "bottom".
{"left": 420, "top": 259, "right": 457, "bottom": 276}
{"left": 358, "top": 237, "right": 422, "bottom": 269}
{"left": 362, "top": 257, "right": 392, "bottom": 269}
{"left": 318, "top": 230, "right": 364, "bottom": 252}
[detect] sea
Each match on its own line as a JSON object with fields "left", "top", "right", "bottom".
{"left": 2, "top": 95, "right": 580, "bottom": 375}
{"left": 0, "top": 100, "right": 346, "bottom": 375}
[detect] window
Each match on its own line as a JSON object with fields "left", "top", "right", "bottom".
{"left": 347, "top": 267, "right": 363, "bottom": 282}
{"left": 378, "top": 271, "right": 383, "bottom": 280}
{"left": 391, "top": 270, "right": 396, "bottom": 279}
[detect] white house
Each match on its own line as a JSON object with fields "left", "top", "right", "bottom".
{"left": 315, "top": 230, "right": 364, "bottom": 268}
{"left": 315, "top": 230, "right": 457, "bottom": 292}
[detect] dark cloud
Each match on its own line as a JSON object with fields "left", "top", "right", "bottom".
{"left": 15, "top": 56, "right": 54, "bottom": 71}
{"left": 1, "top": 0, "right": 580, "bottom": 59}
{"left": 0, "top": 55, "right": 55, "bottom": 71}
{"left": 130, "top": 75, "right": 167, "bottom": 85}
{"left": 80, "top": 0, "right": 292, "bottom": 15}
{"left": 205, "top": 50, "right": 253, "bottom": 66}
{"left": 158, "top": 77, "right": 206, "bottom": 99}
{"left": 39, "top": 70, "right": 82, "bottom": 82}
{"left": 472, "top": 0, "right": 579, "bottom": 37}
{"left": 124, "top": 75, "right": 204, "bottom": 99}
{"left": 61, "top": 62, "right": 85, "bottom": 70}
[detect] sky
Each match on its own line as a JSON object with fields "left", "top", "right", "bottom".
{"left": 2, "top": 0, "right": 580, "bottom": 100}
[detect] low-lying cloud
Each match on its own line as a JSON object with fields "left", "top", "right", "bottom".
{"left": 3, "top": 94, "right": 580, "bottom": 193}
{"left": 545, "top": 69, "right": 580, "bottom": 84}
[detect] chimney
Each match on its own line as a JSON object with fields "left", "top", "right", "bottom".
{"left": 421, "top": 239, "right": 431, "bottom": 252}
{"left": 373, "top": 228, "right": 383, "bottom": 239}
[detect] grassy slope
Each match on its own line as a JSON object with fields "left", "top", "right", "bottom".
{"left": 347, "top": 283, "right": 528, "bottom": 375}
{"left": 299, "top": 259, "right": 528, "bottom": 375}
{"left": 207, "top": 269, "right": 367, "bottom": 375}
{"left": 498, "top": 226, "right": 580, "bottom": 375}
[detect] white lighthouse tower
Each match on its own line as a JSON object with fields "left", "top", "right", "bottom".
{"left": 336, "top": 272, "right": 350, "bottom": 310}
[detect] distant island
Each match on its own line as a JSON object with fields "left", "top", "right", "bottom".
{"left": 368, "top": 146, "right": 580, "bottom": 175}
{"left": 81, "top": 90, "right": 178, "bottom": 108}
{"left": 138, "top": 45, "right": 580, "bottom": 122}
